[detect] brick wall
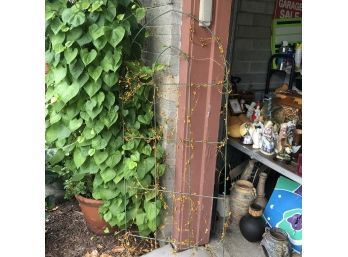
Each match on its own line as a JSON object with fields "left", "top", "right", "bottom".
{"left": 231, "top": 0, "right": 283, "bottom": 93}
{"left": 140, "top": 0, "right": 182, "bottom": 242}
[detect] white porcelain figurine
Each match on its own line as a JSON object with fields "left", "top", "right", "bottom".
{"left": 252, "top": 122, "right": 263, "bottom": 149}
{"left": 245, "top": 102, "right": 256, "bottom": 120}
{"left": 260, "top": 121, "right": 276, "bottom": 155}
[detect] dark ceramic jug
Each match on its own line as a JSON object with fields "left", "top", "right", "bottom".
{"left": 239, "top": 203, "right": 266, "bottom": 242}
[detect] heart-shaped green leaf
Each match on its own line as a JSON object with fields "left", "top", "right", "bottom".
{"left": 64, "top": 48, "right": 78, "bottom": 64}
{"left": 56, "top": 81, "right": 80, "bottom": 103}
{"left": 69, "top": 59, "right": 84, "bottom": 79}
{"left": 96, "top": 92, "right": 105, "bottom": 106}
{"left": 66, "top": 27, "right": 83, "bottom": 42}
{"left": 88, "top": 66, "right": 103, "bottom": 81}
{"left": 109, "top": 26, "right": 125, "bottom": 47}
{"left": 92, "top": 135, "right": 108, "bottom": 150}
{"left": 105, "top": 1, "right": 117, "bottom": 22}
{"left": 101, "top": 168, "right": 117, "bottom": 183}
{"left": 94, "top": 119, "right": 105, "bottom": 134}
{"left": 106, "top": 151, "right": 122, "bottom": 168}
{"left": 80, "top": 159, "right": 99, "bottom": 174}
{"left": 80, "top": 48, "right": 97, "bottom": 66}
{"left": 46, "top": 123, "right": 71, "bottom": 143}
{"left": 94, "top": 151, "right": 108, "bottom": 165}
{"left": 135, "top": 7, "right": 146, "bottom": 22}
{"left": 76, "top": 33, "right": 92, "bottom": 46}
{"left": 53, "top": 66, "right": 67, "bottom": 84}
{"left": 49, "top": 112, "right": 61, "bottom": 125}
{"left": 93, "top": 36, "right": 108, "bottom": 50}
{"left": 85, "top": 97, "right": 97, "bottom": 111}
{"left": 103, "top": 72, "right": 119, "bottom": 87}
{"left": 100, "top": 51, "right": 114, "bottom": 72}
{"left": 103, "top": 108, "right": 118, "bottom": 128}
{"left": 73, "top": 148, "right": 87, "bottom": 168}
{"left": 122, "top": 140, "right": 134, "bottom": 151}
{"left": 84, "top": 79, "right": 102, "bottom": 97}
{"left": 89, "top": 0, "right": 104, "bottom": 12}
{"left": 53, "top": 43, "right": 65, "bottom": 54}
{"left": 131, "top": 151, "right": 140, "bottom": 162}
{"left": 50, "top": 32, "right": 65, "bottom": 47}
{"left": 69, "top": 118, "right": 83, "bottom": 131}
{"left": 104, "top": 92, "right": 115, "bottom": 110}
{"left": 77, "top": 72, "right": 89, "bottom": 87}
{"left": 62, "top": 8, "right": 86, "bottom": 28}
{"left": 89, "top": 24, "right": 105, "bottom": 40}
{"left": 50, "top": 17, "right": 64, "bottom": 35}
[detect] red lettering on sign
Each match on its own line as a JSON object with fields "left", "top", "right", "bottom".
{"left": 274, "top": 0, "right": 302, "bottom": 19}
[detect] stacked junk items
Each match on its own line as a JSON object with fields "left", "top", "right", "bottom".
{"left": 216, "top": 159, "right": 302, "bottom": 257}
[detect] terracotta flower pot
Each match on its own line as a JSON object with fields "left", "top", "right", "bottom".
{"left": 75, "top": 195, "right": 113, "bottom": 235}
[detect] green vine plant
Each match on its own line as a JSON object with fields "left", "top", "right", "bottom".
{"left": 45, "top": 0, "right": 166, "bottom": 237}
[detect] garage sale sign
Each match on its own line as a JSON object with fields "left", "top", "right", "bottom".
{"left": 273, "top": 0, "right": 302, "bottom": 19}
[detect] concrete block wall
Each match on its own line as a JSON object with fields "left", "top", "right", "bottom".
{"left": 231, "top": 0, "right": 283, "bottom": 92}
{"left": 140, "top": 0, "right": 182, "bottom": 241}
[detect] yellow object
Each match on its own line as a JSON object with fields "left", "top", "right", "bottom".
{"left": 228, "top": 116, "right": 242, "bottom": 138}
{"left": 238, "top": 114, "right": 249, "bottom": 123}
{"left": 239, "top": 122, "right": 254, "bottom": 137}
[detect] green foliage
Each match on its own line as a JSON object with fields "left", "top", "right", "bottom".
{"left": 45, "top": 0, "right": 166, "bottom": 236}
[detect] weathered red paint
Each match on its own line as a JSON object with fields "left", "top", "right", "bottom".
{"left": 173, "top": 0, "right": 233, "bottom": 250}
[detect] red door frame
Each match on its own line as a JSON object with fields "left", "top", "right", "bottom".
{"left": 172, "top": 0, "right": 233, "bottom": 250}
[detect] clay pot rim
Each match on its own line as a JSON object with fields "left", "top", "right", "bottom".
{"left": 75, "top": 194, "right": 104, "bottom": 207}
{"left": 249, "top": 203, "right": 263, "bottom": 217}
{"left": 270, "top": 228, "right": 288, "bottom": 241}
{"left": 235, "top": 180, "right": 254, "bottom": 190}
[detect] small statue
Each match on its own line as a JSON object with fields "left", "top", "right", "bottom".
{"left": 240, "top": 99, "right": 245, "bottom": 112}
{"left": 245, "top": 102, "right": 256, "bottom": 120}
{"left": 286, "top": 120, "right": 296, "bottom": 145}
{"left": 251, "top": 102, "right": 261, "bottom": 122}
{"left": 260, "top": 121, "right": 276, "bottom": 155}
{"left": 252, "top": 122, "right": 263, "bottom": 149}
{"left": 240, "top": 122, "right": 254, "bottom": 145}
{"left": 276, "top": 123, "right": 292, "bottom": 161}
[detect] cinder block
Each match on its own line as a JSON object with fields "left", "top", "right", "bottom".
{"left": 253, "top": 38, "right": 271, "bottom": 50}
{"left": 147, "top": 25, "right": 180, "bottom": 36}
{"left": 237, "top": 25, "right": 271, "bottom": 38}
{"left": 144, "top": 34, "right": 181, "bottom": 55}
{"left": 234, "top": 38, "right": 253, "bottom": 50}
{"left": 235, "top": 50, "right": 270, "bottom": 61}
{"left": 231, "top": 61, "right": 250, "bottom": 73}
{"left": 240, "top": 0, "right": 274, "bottom": 15}
{"left": 250, "top": 62, "right": 268, "bottom": 72}
{"left": 146, "top": 5, "right": 181, "bottom": 26}
{"left": 253, "top": 14, "right": 273, "bottom": 27}
{"left": 234, "top": 73, "right": 267, "bottom": 84}
{"left": 237, "top": 13, "right": 254, "bottom": 26}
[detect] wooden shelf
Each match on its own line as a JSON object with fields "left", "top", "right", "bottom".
{"left": 228, "top": 137, "right": 302, "bottom": 184}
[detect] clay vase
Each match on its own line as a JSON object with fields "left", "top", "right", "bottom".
{"left": 75, "top": 195, "right": 113, "bottom": 235}
{"left": 229, "top": 180, "right": 256, "bottom": 225}
{"left": 239, "top": 203, "right": 266, "bottom": 242}
{"left": 254, "top": 172, "right": 268, "bottom": 209}
{"left": 260, "top": 227, "right": 292, "bottom": 257}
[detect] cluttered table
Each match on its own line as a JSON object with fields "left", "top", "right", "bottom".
{"left": 228, "top": 137, "right": 302, "bottom": 184}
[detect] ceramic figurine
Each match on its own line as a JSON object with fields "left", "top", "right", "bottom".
{"left": 252, "top": 102, "right": 261, "bottom": 122}
{"left": 240, "top": 99, "right": 245, "bottom": 112}
{"left": 276, "top": 123, "right": 292, "bottom": 161}
{"left": 252, "top": 122, "right": 263, "bottom": 149}
{"left": 260, "top": 121, "right": 276, "bottom": 155}
{"left": 286, "top": 120, "right": 296, "bottom": 145}
{"left": 245, "top": 102, "right": 256, "bottom": 120}
{"left": 240, "top": 122, "right": 255, "bottom": 145}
